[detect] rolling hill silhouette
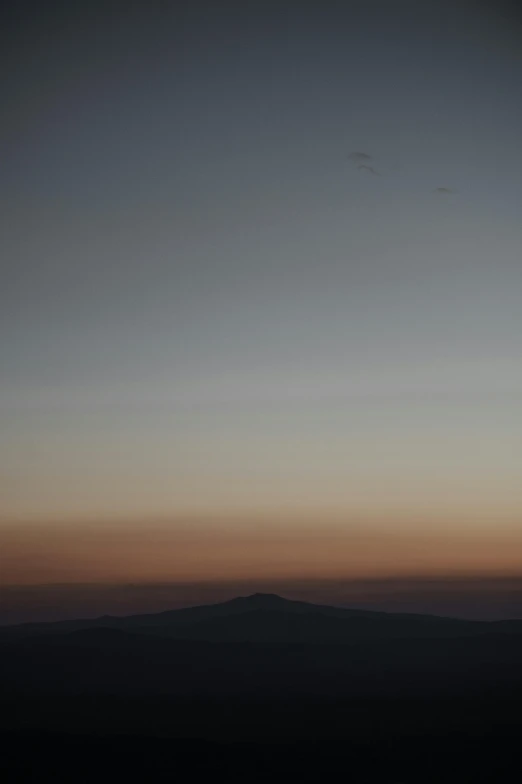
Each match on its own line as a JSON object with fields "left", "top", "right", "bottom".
{"left": 1, "top": 593, "right": 521, "bottom": 698}
{"left": 3, "top": 592, "right": 521, "bottom": 643}
{"left": 1, "top": 593, "right": 521, "bottom": 782}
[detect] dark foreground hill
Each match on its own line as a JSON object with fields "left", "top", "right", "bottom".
{"left": 1, "top": 594, "right": 521, "bottom": 782}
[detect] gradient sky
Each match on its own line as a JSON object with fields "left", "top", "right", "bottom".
{"left": 1, "top": 1, "right": 521, "bottom": 589}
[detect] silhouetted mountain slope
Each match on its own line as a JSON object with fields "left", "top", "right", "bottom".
{"left": 1, "top": 622, "right": 521, "bottom": 700}
{"left": 2, "top": 593, "right": 520, "bottom": 643}
{"left": 1, "top": 593, "right": 521, "bottom": 753}
{"left": 1, "top": 597, "right": 521, "bottom": 783}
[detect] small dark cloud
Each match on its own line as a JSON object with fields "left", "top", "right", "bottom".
{"left": 358, "top": 164, "right": 380, "bottom": 176}
{"left": 433, "top": 187, "right": 456, "bottom": 194}
{"left": 348, "top": 151, "right": 372, "bottom": 162}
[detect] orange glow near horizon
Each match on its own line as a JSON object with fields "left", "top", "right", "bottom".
{"left": 2, "top": 514, "right": 521, "bottom": 586}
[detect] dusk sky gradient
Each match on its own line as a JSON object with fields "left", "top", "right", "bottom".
{"left": 1, "top": 1, "right": 521, "bottom": 600}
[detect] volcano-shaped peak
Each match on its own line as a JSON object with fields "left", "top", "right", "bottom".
{"left": 234, "top": 593, "right": 290, "bottom": 608}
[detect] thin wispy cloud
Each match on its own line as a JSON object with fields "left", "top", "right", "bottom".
{"left": 348, "top": 151, "right": 372, "bottom": 162}
{"left": 358, "top": 164, "right": 380, "bottom": 176}
{"left": 433, "top": 187, "right": 456, "bottom": 194}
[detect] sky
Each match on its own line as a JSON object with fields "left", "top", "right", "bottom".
{"left": 1, "top": 1, "right": 521, "bottom": 605}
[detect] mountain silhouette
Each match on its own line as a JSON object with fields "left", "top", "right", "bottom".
{"left": 1, "top": 593, "right": 521, "bottom": 696}
{"left": 2, "top": 592, "right": 520, "bottom": 643}
{"left": 1, "top": 593, "right": 521, "bottom": 783}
